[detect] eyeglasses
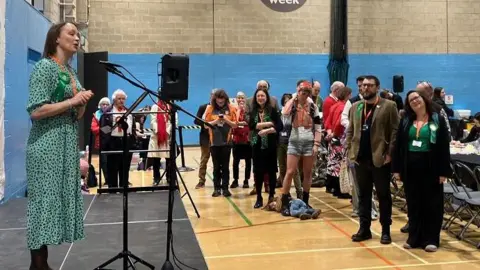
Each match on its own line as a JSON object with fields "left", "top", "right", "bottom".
{"left": 408, "top": 95, "right": 422, "bottom": 104}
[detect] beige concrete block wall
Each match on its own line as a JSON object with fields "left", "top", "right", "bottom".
{"left": 43, "top": 0, "right": 61, "bottom": 23}
{"left": 87, "top": 0, "right": 480, "bottom": 54}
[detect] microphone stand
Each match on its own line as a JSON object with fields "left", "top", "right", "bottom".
{"left": 97, "top": 61, "right": 212, "bottom": 270}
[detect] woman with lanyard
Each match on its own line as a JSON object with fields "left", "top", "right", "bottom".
{"left": 392, "top": 90, "right": 451, "bottom": 252}
{"left": 26, "top": 22, "right": 94, "bottom": 268}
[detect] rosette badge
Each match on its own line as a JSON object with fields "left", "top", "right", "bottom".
{"left": 261, "top": 0, "right": 307, "bottom": 12}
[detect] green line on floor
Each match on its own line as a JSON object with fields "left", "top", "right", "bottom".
{"left": 193, "top": 157, "right": 253, "bottom": 226}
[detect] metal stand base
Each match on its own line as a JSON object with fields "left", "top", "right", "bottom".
{"left": 94, "top": 251, "right": 155, "bottom": 270}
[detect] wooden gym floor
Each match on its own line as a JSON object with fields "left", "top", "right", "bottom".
{"left": 90, "top": 147, "right": 480, "bottom": 270}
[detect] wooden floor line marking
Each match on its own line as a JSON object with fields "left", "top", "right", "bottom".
{"left": 322, "top": 217, "right": 401, "bottom": 270}
{"left": 311, "top": 195, "right": 430, "bottom": 265}
{"left": 204, "top": 245, "right": 395, "bottom": 259}
{"left": 193, "top": 157, "right": 253, "bottom": 226}
{"left": 335, "top": 259, "right": 480, "bottom": 270}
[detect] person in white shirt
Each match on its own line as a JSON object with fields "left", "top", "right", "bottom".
{"left": 100, "top": 89, "right": 134, "bottom": 188}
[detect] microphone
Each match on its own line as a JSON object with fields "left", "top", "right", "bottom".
{"left": 98, "top": 60, "right": 122, "bottom": 68}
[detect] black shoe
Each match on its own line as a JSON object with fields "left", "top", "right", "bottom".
{"left": 242, "top": 180, "right": 249, "bottom": 188}
{"left": 381, "top": 226, "right": 392, "bottom": 244}
{"left": 400, "top": 222, "right": 409, "bottom": 233}
{"left": 230, "top": 180, "right": 239, "bottom": 188}
{"left": 212, "top": 189, "right": 221, "bottom": 197}
{"left": 254, "top": 198, "right": 263, "bottom": 209}
{"left": 222, "top": 189, "right": 232, "bottom": 197}
{"left": 352, "top": 228, "right": 373, "bottom": 242}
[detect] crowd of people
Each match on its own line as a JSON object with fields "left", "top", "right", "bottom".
{"left": 24, "top": 21, "right": 471, "bottom": 270}
{"left": 191, "top": 76, "right": 458, "bottom": 252}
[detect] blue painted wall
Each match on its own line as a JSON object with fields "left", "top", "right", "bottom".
{"left": 3, "top": 0, "right": 51, "bottom": 201}
{"left": 108, "top": 53, "right": 480, "bottom": 145}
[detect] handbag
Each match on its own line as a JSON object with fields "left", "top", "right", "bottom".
{"left": 339, "top": 159, "right": 352, "bottom": 194}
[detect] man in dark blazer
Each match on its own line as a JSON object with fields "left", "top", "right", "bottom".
{"left": 346, "top": 75, "right": 399, "bottom": 245}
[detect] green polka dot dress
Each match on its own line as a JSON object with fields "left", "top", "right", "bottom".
{"left": 25, "top": 58, "right": 85, "bottom": 250}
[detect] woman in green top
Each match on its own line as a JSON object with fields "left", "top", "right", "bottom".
{"left": 26, "top": 22, "right": 94, "bottom": 269}
{"left": 392, "top": 90, "right": 452, "bottom": 253}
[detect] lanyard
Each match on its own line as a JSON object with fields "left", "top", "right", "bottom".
{"left": 415, "top": 116, "right": 429, "bottom": 139}
{"left": 51, "top": 56, "right": 78, "bottom": 96}
{"left": 363, "top": 96, "right": 379, "bottom": 123}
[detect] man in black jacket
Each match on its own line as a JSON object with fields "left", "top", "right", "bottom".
{"left": 194, "top": 90, "right": 215, "bottom": 189}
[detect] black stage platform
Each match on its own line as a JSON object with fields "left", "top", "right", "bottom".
{"left": 0, "top": 191, "right": 208, "bottom": 270}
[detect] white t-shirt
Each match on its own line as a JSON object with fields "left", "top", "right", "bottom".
{"left": 111, "top": 107, "right": 133, "bottom": 137}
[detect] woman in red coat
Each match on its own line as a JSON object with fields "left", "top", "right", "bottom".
{"left": 325, "top": 86, "right": 352, "bottom": 198}
{"left": 90, "top": 97, "right": 110, "bottom": 184}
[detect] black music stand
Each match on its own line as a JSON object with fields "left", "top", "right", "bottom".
{"left": 96, "top": 61, "right": 209, "bottom": 270}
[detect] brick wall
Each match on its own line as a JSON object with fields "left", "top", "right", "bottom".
{"left": 348, "top": 0, "right": 480, "bottom": 54}
{"left": 87, "top": 0, "right": 330, "bottom": 54}
{"left": 87, "top": 0, "right": 480, "bottom": 54}
{"left": 43, "top": 0, "right": 60, "bottom": 23}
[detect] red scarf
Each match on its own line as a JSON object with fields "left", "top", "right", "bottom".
{"left": 157, "top": 101, "right": 169, "bottom": 146}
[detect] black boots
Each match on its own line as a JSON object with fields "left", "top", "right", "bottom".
{"left": 30, "top": 245, "right": 52, "bottom": 270}
{"left": 381, "top": 226, "right": 392, "bottom": 244}
{"left": 302, "top": 191, "right": 310, "bottom": 207}
{"left": 280, "top": 194, "right": 291, "bottom": 216}
{"left": 351, "top": 226, "right": 391, "bottom": 244}
{"left": 352, "top": 227, "right": 373, "bottom": 242}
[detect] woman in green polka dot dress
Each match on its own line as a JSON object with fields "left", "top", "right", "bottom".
{"left": 26, "top": 22, "right": 94, "bottom": 269}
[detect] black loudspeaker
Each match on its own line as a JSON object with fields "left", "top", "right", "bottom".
{"left": 160, "top": 53, "right": 189, "bottom": 101}
{"left": 393, "top": 75, "right": 404, "bottom": 93}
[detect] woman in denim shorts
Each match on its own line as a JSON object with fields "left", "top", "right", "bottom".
{"left": 280, "top": 81, "right": 322, "bottom": 216}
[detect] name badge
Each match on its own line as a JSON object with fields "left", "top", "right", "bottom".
{"left": 362, "top": 124, "right": 369, "bottom": 131}
{"left": 238, "top": 125, "right": 244, "bottom": 129}
{"left": 280, "top": 132, "right": 287, "bottom": 136}
{"left": 412, "top": 140, "right": 422, "bottom": 147}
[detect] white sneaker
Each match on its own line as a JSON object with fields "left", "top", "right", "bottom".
{"left": 403, "top": 243, "right": 412, "bottom": 249}
{"left": 425, "top": 245, "right": 438, "bottom": 252}
{"left": 371, "top": 209, "right": 379, "bottom": 220}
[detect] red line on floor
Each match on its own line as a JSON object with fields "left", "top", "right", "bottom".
{"left": 323, "top": 217, "right": 401, "bottom": 270}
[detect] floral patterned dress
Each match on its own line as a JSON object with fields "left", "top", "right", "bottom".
{"left": 25, "top": 58, "right": 85, "bottom": 250}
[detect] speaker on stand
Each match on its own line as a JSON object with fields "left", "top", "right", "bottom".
{"left": 393, "top": 75, "right": 404, "bottom": 93}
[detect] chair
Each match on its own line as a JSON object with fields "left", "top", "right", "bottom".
{"left": 444, "top": 162, "right": 480, "bottom": 241}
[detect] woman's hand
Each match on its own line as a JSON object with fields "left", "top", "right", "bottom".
{"left": 312, "top": 145, "right": 319, "bottom": 156}
{"left": 393, "top": 173, "right": 401, "bottom": 182}
{"left": 258, "top": 129, "right": 269, "bottom": 137}
{"left": 439, "top": 176, "right": 446, "bottom": 184}
{"left": 71, "top": 90, "right": 93, "bottom": 106}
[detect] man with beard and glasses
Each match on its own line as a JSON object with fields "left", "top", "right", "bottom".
{"left": 346, "top": 75, "right": 399, "bottom": 244}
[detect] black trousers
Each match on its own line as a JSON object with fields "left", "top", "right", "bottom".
{"left": 100, "top": 153, "right": 108, "bottom": 183}
{"left": 210, "top": 146, "right": 231, "bottom": 190}
{"left": 151, "top": 158, "right": 163, "bottom": 180}
{"left": 355, "top": 161, "right": 392, "bottom": 229}
{"left": 106, "top": 137, "right": 133, "bottom": 188}
{"left": 232, "top": 144, "right": 252, "bottom": 181}
{"left": 405, "top": 152, "right": 444, "bottom": 248}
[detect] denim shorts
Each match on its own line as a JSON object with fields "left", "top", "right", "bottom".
{"left": 287, "top": 127, "right": 314, "bottom": 156}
